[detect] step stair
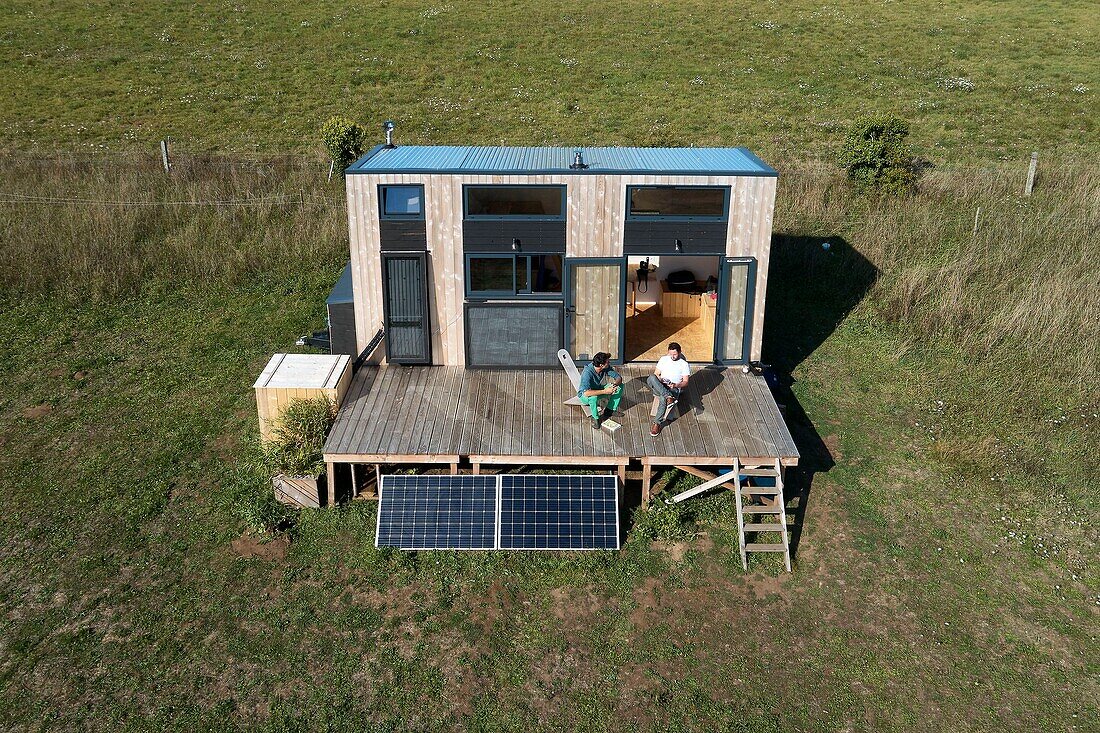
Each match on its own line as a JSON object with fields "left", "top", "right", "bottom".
{"left": 732, "top": 458, "right": 792, "bottom": 573}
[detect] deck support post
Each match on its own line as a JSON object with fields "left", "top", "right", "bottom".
{"left": 641, "top": 463, "right": 652, "bottom": 506}
{"left": 617, "top": 464, "right": 627, "bottom": 484}
{"left": 472, "top": 462, "right": 480, "bottom": 475}
{"left": 449, "top": 462, "right": 458, "bottom": 475}
{"left": 350, "top": 463, "right": 358, "bottom": 498}
{"left": 326, "top": 462, "right": 336, "bottom": 507}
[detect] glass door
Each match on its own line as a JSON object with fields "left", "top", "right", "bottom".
{"left": 382, "top": 252, "right": 432, "bottom": 364}
{"left": 564, "top": 258, "right": 626, "bottom": 363}
{"left": 715, "top": 257, "right": 757, "bottom": 364}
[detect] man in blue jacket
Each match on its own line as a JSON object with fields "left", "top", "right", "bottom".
{"left": 577, "top": 351, "right": 623, "bottom": 429}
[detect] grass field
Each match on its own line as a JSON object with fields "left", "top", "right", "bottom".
{"left": 1, "top": 1, "right": 1098, "bottom": 731}
{"left": 1, "top": 1, "right": 1097, "bottom": 160}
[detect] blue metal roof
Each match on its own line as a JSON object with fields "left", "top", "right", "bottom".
{"left": 346, "top": 145, "right": 776, "bottom": 176}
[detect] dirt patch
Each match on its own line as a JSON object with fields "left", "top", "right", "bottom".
{"left": 629, "top": 577, "right": 663, "bottom": 629}
{"left": 72, "top": 370, "right": 89, "bottom": 381}
{"left": 230, "top": 533, "right": 289, "bottom": 561}
{"left": 210, "top": 433, "right": 238, "bottom": 461}
{"left": 548, "top": 584, "right": 610, "bottom": 629}
{"left": 47, "top": 367, "right": 67, "bottom": 378}
{"left": 653, "top": 534, "right": 715, "bottom": 563}
{"left": 22, "top": 404, "right": 53, "bottom": 419}
{"left": 468, "top": 579, "right": 523, "bottom": 634}
{"left": 823, "top": 433, "right": 843, "bottom": 462}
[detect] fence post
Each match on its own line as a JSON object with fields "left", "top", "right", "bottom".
{"left": 1024, "top": 152, "right": 1038, "bottom": 196}
{"left": 160, "top": 139, "right": 171, "bottom": 173}
{"left": 972, "top": 207, "right": 981, "bottom": 236}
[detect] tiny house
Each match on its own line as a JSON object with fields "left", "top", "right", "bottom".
{"left": 322, "top": 141, "right": 798, "bottom": 566}
{"left": 342, "top": 145, "right": 777, "bottom": 367}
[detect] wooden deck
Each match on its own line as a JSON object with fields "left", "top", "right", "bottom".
{"left": 323, "top": 366, "right": 799, "bottom": 472}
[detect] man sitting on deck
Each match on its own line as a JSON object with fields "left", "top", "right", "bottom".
{"left": 648, "top": 342, "right": 691, "bottom": 437}
{"left": 578, "top": 352, "right": 623, "bottom": 430}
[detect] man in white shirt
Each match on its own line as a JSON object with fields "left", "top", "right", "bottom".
{"left": 648, "top": 342, "right": 690, "bottom": 436}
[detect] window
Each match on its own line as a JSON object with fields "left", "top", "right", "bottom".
{"left": 627, "top": 186, "right": 729, "bottom": 220}
{"left": 464, "top": 185, "right": 565, "bottom": 219}
{"left": 466, "top": 254, "right": 563, "bottom": 297}
{"left": 380, "top": 185, "right": 424, "bottom": 219}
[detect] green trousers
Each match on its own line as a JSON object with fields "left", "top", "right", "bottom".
{"left": 579, "top": 385, "right": 622, "bottom": 420}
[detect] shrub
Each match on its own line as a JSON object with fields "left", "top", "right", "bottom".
{"left": 839, "top": 114, "right": 919, "bottom": 194}
{"left": 319, "top": 116, "right": 366, "bottom": 175}
{"left": 264, "top": 396, "right": 339, "bottom": 477}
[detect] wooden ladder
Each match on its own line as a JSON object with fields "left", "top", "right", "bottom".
{"left": 734, "top": 459, "right": 791, "bottom": 572}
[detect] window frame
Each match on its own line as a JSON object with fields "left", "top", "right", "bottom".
{"left": 378, "top": 184, "right": 426, "bottom": 220}
{"left": 625, "top": 184, "right": 731, "bottom": 222}
{"left": 462, "top": 184, "right": 567, "bottom": 221}
{"left": 464, "top": 253, "right": 565, "bottom": 300}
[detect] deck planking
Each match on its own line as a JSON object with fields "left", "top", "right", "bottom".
{"left": 324, "top": 365, "right": 799, "bottom": 465}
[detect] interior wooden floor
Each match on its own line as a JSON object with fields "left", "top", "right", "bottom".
{"left": 624, "top": 304, "right": 715, "bottom": 362}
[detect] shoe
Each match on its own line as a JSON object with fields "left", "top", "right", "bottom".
{"left": 650, "top": 423, "right": 661, "bottom": 437}
{"left": 592, "top": 418, "right": 601, "bottom": 430}
{"left": 601, "top": 408, "right": 613, "bottom": 420}
{"left": 665, "top": 396, "right": 676, "bottom": 405}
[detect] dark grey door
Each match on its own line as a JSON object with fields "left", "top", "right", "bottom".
{"left": 382, "top": 253, "right": 432, "bottom": 364}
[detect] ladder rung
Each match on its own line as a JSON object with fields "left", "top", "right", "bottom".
{"left": 739, "top": 468, "right": 779, "bottom": 477}
{"left": 745, "top": 543, "right": 787, "bottom": 552}
{"left": 740, "top": 487, "right": 781, "bottom": 495}
{"left": 743, "top": 523, "right": 783, "bottom": 532}
{"left": 742, "top": 505, "right": 783, "bottom": 514}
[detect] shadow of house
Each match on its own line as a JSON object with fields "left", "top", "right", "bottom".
{"left": 761, "top": 234, "right": 878, "bottom": 559}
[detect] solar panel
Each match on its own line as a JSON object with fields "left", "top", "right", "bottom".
{"left": 376, "top": 475, "right": 498, "bottom": 550}
{"left": 498, "top": 475, "right": 620, "bottom": 551}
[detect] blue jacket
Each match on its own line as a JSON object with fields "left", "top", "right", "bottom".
{"left": 577, "top": 363, "right": 620, "bottom": 399}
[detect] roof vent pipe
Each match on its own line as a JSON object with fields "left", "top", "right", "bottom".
{"left": 569, "top": 150, "right": 588, "bottom": 169}
{"left": 383, "top": 120, "right": 396, "bottom": 148}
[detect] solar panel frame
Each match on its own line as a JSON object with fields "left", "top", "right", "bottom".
{"left": 375, "top": 474, "right": 499, "bottom": 550}
{"left": 497, "top": 474, "right": 621, "bottom": 551}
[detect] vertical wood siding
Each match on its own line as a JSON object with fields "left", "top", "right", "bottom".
{"left": 349, "top": 172, "right": 776, "bottom": 365}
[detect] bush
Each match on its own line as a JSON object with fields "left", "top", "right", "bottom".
{"left": 264, "top": 396, "right": 339, "bottom": 477}
{"left": 319, "top": 116, "right": 366, "bottom": 175}
{"left": 839, "top": 114, "right": 919, "bottom": 194}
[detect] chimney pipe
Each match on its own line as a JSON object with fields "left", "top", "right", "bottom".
{"left": 383, "top": 120, "right": 396, "bottom": 148}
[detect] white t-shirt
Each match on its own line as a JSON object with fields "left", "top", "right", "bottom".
{"left": 656, "top": 355, "right": 691, "bottom": 385}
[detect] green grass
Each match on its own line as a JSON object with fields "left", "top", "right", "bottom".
{"left": 1, "top": 1, "right": 1098, "bottom": 730}
{"left": 1, "top": 1, "right": 1097, "bottom": 160}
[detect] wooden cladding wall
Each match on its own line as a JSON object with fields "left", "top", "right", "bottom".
{"left": 347, "top": 172, "right": 776, "bottom": 365}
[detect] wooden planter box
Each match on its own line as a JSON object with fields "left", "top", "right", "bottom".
{"left": 273, "top": 473, "right": 324, "bottom": 509}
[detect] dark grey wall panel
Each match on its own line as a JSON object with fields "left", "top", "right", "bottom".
{"left": 623, "top": 220, "right": 727, "bottom": 255}
{"left": 327, "top": 302, "right": 357, "bottom": 357}
{"left": 465, "top": 303, "right": 563, "bottom": 368}
{"left": 380, "top": 219, "right": 427, "bottom": 251}
{"left": 462, "top": 220, "right": 567, "bottom": 252}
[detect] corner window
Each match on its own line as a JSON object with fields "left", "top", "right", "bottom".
{"left": 466, "top": 254, "right": 563, "bottom": 298}
{"left": 627, "top": 186, "right": 729, "bottom": 220}
{"left": 464, "top": 185, "right": 565, "bottom": 220}
{"left": 380, "top": 185, "right": 424, "bottom": 219}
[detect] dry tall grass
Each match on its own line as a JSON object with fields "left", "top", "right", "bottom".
{"left": 774, "top": 159, "right": 1100, "bottom": 387}
{"left": 2, "top": 154, "right": 1096, "bottom": 390}
{"left": 0, "top": 153, "right": 346, "bottom": 296}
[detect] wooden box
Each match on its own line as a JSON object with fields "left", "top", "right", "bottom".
{"left": 273, "top": 474, "right": 323, "bottom": 509}
{"left": 659, "top": 280, "right": 702, "bottom": 319}
{"left": 254, "top": 353, "right": 352, "bottom": 441}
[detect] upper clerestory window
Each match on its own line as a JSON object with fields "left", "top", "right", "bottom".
{"left": 464, "top": 185, "right": 565, "bottom": 220}
{"left": 627, "top": 185, "right": 729, "bottom": 221}
{"left": 380, "top": 185, "right": 424, "bottom": 219}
